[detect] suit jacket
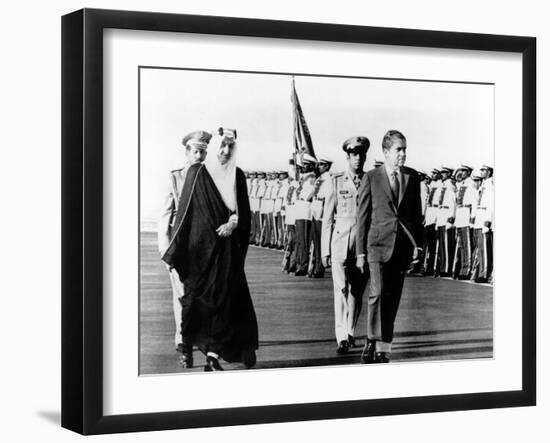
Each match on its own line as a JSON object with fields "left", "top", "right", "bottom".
{"left": 356, "top": 165, "right": 423, "bottom": 266}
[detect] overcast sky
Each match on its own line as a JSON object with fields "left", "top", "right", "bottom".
{"left": 140, "top": 68, "right": 493, "bottom": 221}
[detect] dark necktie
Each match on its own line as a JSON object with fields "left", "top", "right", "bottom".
{"left": 353, "top": 175, "right": 361, "bottom": 190}
{"left": 391, "top": 171, "right": 400, "bottom": 205}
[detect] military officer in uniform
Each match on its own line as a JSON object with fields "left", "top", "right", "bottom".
{"left": 321, "top": 137, "right": 370, "bottom": 354}
{"left": 294, "top": 154, "right": 317, "bottom": 275}
{"left": 309, "top": 156, "right": 333, "bottom": 278}
{"left": 157, "top": 130, "right": 211, "bottom": 365}
{"left": 435, "top": 166, "right": 457, "bottom": 277}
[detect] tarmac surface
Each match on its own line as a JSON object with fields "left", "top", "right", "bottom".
{"left": 139, "top": 232, "right": 493, "bottom": 374}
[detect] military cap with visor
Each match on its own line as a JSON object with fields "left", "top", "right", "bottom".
{"left": 342, "top": 136, "right": 370, "bottom": 154}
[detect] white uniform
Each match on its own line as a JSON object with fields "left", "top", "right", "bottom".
{"left": 420, "top": 180, "right": 429, "bottom": 217}
{"left": 310, "top": 171, "right": 332, "bottom": 220}
{"left": 453, "top": 177, "right": 478, "bottom": 278}
{"left": 474, "top": 178, "right": 494, "bottom": 229}
{"left": 455, "top": 178, "right": 478, "bottom": 228}
{"left": 435, "top": 179, "right": 457, "bottom": 228}
{"left": 284, "top": 180, "right": 298, "bottom": 226}
{"left": 471, "top": 177, "right": 494, "bottom": 281}
{"left": 424, "top": 180, "right": 442, "bottom": 226}
{"left": 294, "top": 175, "right": 314, "bottom": 221}
{"left": 249, "top": 178, "right": 260, "bottom": 212}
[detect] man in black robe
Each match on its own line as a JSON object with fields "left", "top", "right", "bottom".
{"left": 162, "top": 128, "right": 258, "bottom": 371}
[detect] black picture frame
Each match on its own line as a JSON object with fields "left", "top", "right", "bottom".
{"left": 61, "top": 8, "right": 536, "bottom": 435}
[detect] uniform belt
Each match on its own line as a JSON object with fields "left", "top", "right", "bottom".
{"left": 334, "top": 215, "right": 356, "bottom": 220}
{"left": 440, "top": 205, "right": 450, "bottom": 209}
{"left": 477, "top": 206, "right": 487, "bottom": 210}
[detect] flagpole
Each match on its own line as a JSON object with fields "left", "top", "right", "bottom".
{"left": 291, "top": 76, "right": 299, "bottom": 181}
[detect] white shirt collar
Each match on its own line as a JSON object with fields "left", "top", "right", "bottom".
{"left": 383, "top": 162, "right": 401, "bottom": 181}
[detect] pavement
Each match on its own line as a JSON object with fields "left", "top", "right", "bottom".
{"left": 139, "top": 232, "right": 493, "bottom": 374}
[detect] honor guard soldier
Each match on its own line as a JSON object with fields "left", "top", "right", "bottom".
{"left": 254, "top": 172, "right": 267, "bottom": 245}
{"left": 309, "top": 156, "right": 333, "bottom": 278}
{"left": 157, "top": 130, "right": 211, "bottom": 363}
{"left": 471, "top": 165, "right": 494, "bottom": 283}
{"left": 268, "top": 172, "right": 282, "bottom": 248}
{"left": 274, "top": 171, "right": 289, "bottom": 249}
{"left": 259, "top": 173, "right": 274, "bottom": 247}
{"left": 435, "top": 166, "right": 457, "bottom": 277}
{"left": 248, "top": 171, "right": 259, "bottom": 244}
{"left": 321, "top": 137, "right": 370, "bottom": 354}
{"left": 245, "top": 170, "right": 251, "bottom": 191}
{"left": 282, "top": 161, "right": 298, "bottom": 272}
{"left": 419, "top": 171, "right": 430, "bottom": 218}
{"left": 422, "top": 169, "right": 442, "bottom": 275}
{"left": 294, "top": 154, "right": 318, "bottom": 275}
{"left": 452, "top": 165, "right": 477, "bottom": 279}
{"left": 408, "top": 170, "right": 430, "bottom": 274}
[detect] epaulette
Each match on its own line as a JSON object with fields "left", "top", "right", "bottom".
{"left": 332, "top": 171, "right": 345, "bottom": 178}
{"left": 170, "top": 167, "right": 185, "bottom": 174}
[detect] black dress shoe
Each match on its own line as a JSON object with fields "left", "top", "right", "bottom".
{"left": 178, "top": 341, "right": 193, "bottom": 368}
{"left": 204, "top": 355, "right": 224, "bottom": 371}
{"left": 336, "top": 340, "right": 349, "bottom": 355}
{"left": 361, "top": 341, "right": 376, "bottom": 363}
{"left": 294, "top": 270, "right": 307, "bottom": 276}
{"left": 375, "top": 352, "right": 391, "bottom": 363}
{"left": 179, "top": 353, "right": 193, "bottom": 369}
{"left": 348, "top": 335, "right": 356, "bottom": 348}
{"left": 242, "top": 348, "right": 257, "bottom": 369}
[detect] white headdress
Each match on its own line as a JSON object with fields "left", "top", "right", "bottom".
{"left": 205, "top": 127, "right": 238, "bottom": 211}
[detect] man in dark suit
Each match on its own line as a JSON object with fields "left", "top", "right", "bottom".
{"left": 356, "top": 130, "right": 423, "bottom": 363}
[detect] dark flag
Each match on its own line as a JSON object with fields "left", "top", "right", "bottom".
{"left": 291, "top": 77, "right": 317, "bottom": 167}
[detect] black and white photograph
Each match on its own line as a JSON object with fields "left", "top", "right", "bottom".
{"left": 139, "top": 68, "right": 495, "bottom": 375}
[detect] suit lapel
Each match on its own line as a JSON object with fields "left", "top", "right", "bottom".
{"left": 377, "top": 166, "right": 397, "bottom": 214}
{"left": 399, "top": 170, "right": 410, "bottom": 208}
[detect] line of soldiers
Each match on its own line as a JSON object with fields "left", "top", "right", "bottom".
{"left": 418, "top": 164, "right": 494, "bottom": 283}
{"left": 246, "top": 153, "right": 333, "bottom": 278}
{"left": 245, "top": 161, "right": 494, "bottom": 285}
